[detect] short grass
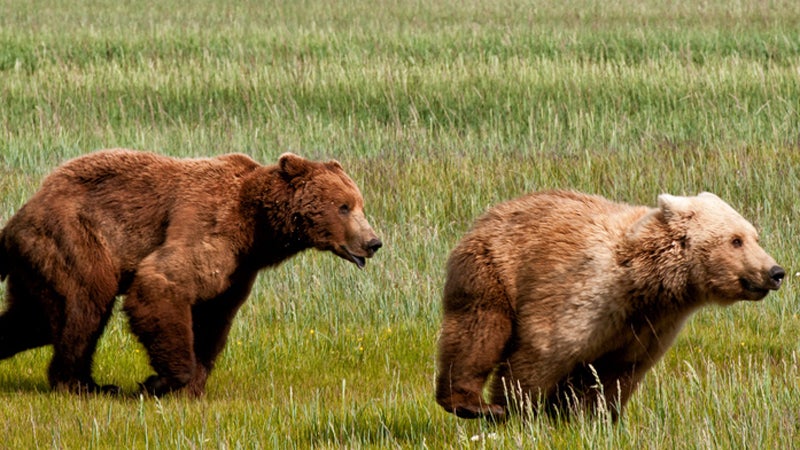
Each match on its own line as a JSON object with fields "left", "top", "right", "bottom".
{"left": 1, "top": 0, "right": 799, "bottom": 448}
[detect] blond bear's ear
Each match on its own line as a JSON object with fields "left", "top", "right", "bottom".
{"left": 657, "top": 193, "right": 695, "bottom": 222}
{"left": 278, "top": 153, "right": 310, "bottom": 179}
{"left": 697, "top": 192, "right": 722, "bottom": 202}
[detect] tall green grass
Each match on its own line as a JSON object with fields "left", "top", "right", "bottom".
{"left": 1, "top": 0, "right": 799, "bottom": 447}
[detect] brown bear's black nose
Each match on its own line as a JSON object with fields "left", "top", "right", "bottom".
{"left": 366, "top": 238, "right": 383, "bottom": 255}
{"left": 769, "top": 265, "right": 785, "bottom": 288}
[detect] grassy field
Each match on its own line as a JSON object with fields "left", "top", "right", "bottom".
{"left": 1, "top": 0, "right": 799, "bottom": 447}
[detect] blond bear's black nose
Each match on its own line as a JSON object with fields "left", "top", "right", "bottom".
{"left": 769, "top": 265, "right": 785, "bottom": 289}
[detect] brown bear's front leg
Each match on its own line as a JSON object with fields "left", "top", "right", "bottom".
{"left": 187, "top": 275, "right": 256, "bottom": 396}
{"left": 187, "top": 301, "right": 239, "bottom": 395}
{"left": 124, "top": 270, "right": 197, "bottom": 396}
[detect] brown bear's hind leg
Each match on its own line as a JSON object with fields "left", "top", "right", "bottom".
{"left": 48, "top": 319, "right": 111, "bottom": 393}
{"left": 46, "top": 286, "right": 118, "bottom": 393}
{"left": 0, "top": 278, "right": 52, "bottom": 360}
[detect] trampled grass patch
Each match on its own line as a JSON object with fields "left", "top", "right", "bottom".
{"left": 1, "top": 0, "right": 799, "bottom": 447}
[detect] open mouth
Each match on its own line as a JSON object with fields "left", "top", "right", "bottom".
{"left": 339, "top": 246, "right": 368, "bottom": 269}
{"left": 349, "top": 253, "right": 366, "bottom": 269}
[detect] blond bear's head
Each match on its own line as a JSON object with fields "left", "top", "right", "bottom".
{"left": 658, "top": 192, "right": 784, "bottom": 304}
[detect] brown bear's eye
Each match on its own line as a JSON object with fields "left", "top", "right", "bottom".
{"left": 339, "top": 204, "right": 350, "bottom": 215}
{"left": 731, "top": 237, "right": 743, "bottom": 248}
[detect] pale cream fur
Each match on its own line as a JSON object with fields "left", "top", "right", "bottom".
{"left": 436, "top": 190, "right": 783, "bottom": 420}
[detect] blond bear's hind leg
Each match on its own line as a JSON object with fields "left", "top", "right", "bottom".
{"left": 435, "top": 310, "right": 511, "bottom": 421}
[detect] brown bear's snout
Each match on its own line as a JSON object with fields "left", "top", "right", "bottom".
{"left": 365, "top": 238, "right": 383, "bottom": 256}
{"left": 768, "top": 265, "right": 785, "bottom": 290}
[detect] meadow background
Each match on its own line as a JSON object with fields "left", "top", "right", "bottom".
{"left": 1, "top": 0, "right": 799, "bottom": 447}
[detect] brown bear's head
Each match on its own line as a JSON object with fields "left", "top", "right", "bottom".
{"left": 658, "top": 192, "right": 784, "bottom": 304}
{"left": 278, "top": 153, "right": 382, "bottom": 268}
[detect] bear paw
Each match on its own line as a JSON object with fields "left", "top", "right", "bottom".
{"left": 453, "top": 403, "right": 508, "bottom": 422}
{"left": 139, "top": 375, "right": 185, "bottom": 397}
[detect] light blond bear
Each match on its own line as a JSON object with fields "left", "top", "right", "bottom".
{"left": 436, "top": 190, "right": 784, "bottom": 421}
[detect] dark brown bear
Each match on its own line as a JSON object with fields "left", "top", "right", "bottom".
{"left": 0, "top": 149, "right": 381, "bottom": 396}
{"left": 436, "top": 190, "right": 784, "bottom": 421}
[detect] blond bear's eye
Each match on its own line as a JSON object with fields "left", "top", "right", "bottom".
{"left": 731, "top": 237, "right": 743, "bottom": 248}
{"left": 339, "top": 204, "right": 350, "bottom": 215}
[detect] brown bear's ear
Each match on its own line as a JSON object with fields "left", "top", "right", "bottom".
{"left": 279, "top": 153, "right": 310, "bottom": 179}
{"left": 657, "top": 193, "right": 696, "bottom": 223}
{"left": 325, "top": 159, "right": 343, "bottom": 171}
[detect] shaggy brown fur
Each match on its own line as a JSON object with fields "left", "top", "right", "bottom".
{"left": 436, "top": 190, "right": 784, "bottom": 421}
{"left": 0, "top": 149, "right": 381, "bottom": 396}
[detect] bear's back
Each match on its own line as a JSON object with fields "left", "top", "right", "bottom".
{"left": 3, "top": 149, "right": 264, "bottom": 276}
{"left": 464, "top": 190, "right": 640, "bottom": 264}
{"left": 449, "top": 190, "right": 649, "bottom": 308}
{"left": 53, "top": 149, "right": 260, "bottom": 192}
